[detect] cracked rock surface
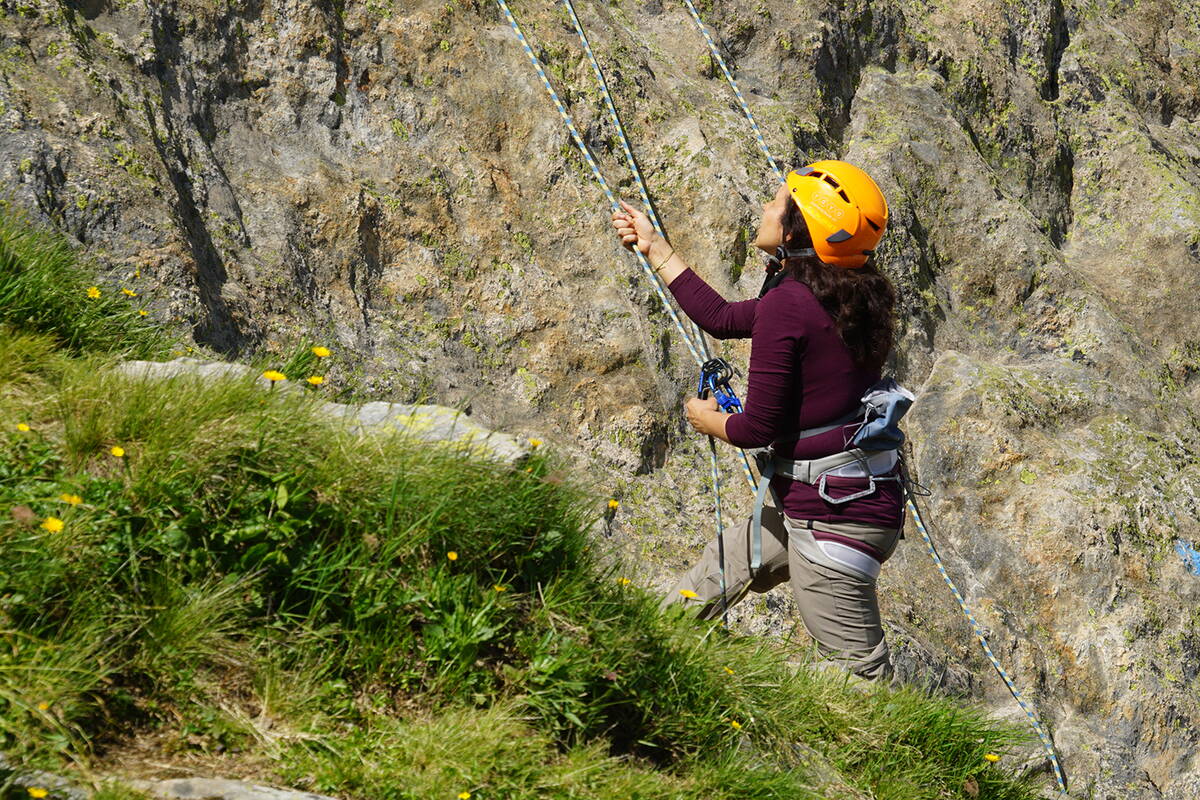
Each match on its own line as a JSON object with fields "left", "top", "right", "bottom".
{"left": 2, "top": 0, "right": 1200, "bottom": 796}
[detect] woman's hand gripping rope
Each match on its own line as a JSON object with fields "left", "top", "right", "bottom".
{"left": 612, "top": 200, "right": 685, "bottom": 285}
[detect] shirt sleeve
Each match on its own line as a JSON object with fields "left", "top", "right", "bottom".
{"left": 666, "top": 268, "right": 757, "bottom": 340}
{"left": 724, "top": 289, "right": 805, "bottom": 448}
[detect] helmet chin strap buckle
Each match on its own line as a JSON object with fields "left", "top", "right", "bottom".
{"left": 765, "top": 245, "right": 818, "bottom": 271}
{"left": 760, "top": 246, "right": 818, "bottom": 297}
{"left": 774, "top": 245, "right": 817, "bottom": 262}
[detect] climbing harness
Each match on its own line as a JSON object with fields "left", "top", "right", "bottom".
{"left": 748, "top": 382, "right": 902, "bottom": 574}
{"left": 678, "top": 6, "right": 1070, "bottom": 793}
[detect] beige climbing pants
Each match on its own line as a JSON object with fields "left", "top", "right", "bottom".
{"left": 663, "top": 505, "right": 901, "bottom": 681}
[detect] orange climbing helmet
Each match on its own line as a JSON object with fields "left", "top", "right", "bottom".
{"left": 785, "top": 160, "right": 888, "bottom": 269}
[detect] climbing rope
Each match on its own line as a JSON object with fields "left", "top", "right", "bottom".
{"left": 906, "top": 491, "right": 1069, "bottom": 796}
{"left": 680, "top": 3, "right": 1069, "bottom": 794}
{"left": 680, "top": 0, "right": 785, "bottom": 184}
{"left": 556, "top": 0, "right": 759, "bottom": 495}
{"left": 558, "top": 0, "right": 710, "bottom": 360}
{"left": 496, "top": 0, "right": 760, "bottom": 547}
{"left": 494, "top": 0, "right": 706, "bottom": 368}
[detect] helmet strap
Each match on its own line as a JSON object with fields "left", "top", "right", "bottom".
{"left": 759, "top": 246, "right": 815, "bottom": 297}
{"left": 777, "top": 245, "right": 817, "bottom": 260}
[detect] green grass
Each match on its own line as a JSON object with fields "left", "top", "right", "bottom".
{"left": 0, "top": 204, "right": 167, "bottom": 360}
{"left": 0, "top": 224, "right": 1047, "bottom": 798}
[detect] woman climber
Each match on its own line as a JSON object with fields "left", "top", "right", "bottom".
{"left": 611, "top": 161, "right": 903, "bottom": 681}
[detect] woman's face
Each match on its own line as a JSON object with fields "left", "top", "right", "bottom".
{"left": 753, "top": 182, "right": 792, "bottom": 253}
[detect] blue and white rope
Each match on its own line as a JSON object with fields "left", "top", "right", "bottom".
{"left": 556, "top": 0, "right": 759, "bottom": 495}
{"left": 495, "top": 0, "right": 705, "bottom": 368}
{"left": 558, "top": 0, "right": 710, "bottom": 360}
{"left": 677, "top": 1, "right": 1069, "bottom": 791}
{"left": 907, "top": 495, "right": 1068, "bottom": 796}
{"left": 679, "top": 0, "right": 785, "bottom": 184}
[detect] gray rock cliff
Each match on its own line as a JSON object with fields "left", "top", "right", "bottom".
{"left": 2, "top": 0, "right": 1199, "bottom": 796}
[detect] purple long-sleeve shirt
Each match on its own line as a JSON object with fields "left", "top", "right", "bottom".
{"left": 668, "top": 268, "right": 903, "bottom": 529}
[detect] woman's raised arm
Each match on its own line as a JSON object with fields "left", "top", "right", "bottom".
{"left": 611, "top": 201, "right": 756, "bottom": 339}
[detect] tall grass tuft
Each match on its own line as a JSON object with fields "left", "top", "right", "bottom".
{"left": 0, "top": 206, "right": 167, "bottom": 359}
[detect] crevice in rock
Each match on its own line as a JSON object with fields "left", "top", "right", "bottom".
{"left": 637, "top": 418, "right": 670, "bottom": 474}
{"left": 887, "top": 204, "right": 944, "bottom": 377}
{"left": 1045, "top": 134, "right": 1074, "bottom": 248}
{"left": 142, "top": 93, "right": 248, "bottom": 356}
{"left": 61, "top": 0, "right": 109, "bottom": 22}
{"left": 1042, "top": 0, "right": 1069, "bottom": 102}
{"left": 812, "top": 0, "right": 902, "bottom": 148}
{"left": 320, "top": 0, "right": 350, "bottom": 125}
{"left": 352, "top": 196, "right": 383, "bottom": 351}
{"left": 141, "top": 2, "right": 264, "bottom": 354}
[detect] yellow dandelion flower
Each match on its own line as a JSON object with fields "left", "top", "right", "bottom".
{"left": 607, "top": 499, "right": 619, "bottom": 511}
{"left": 121, "top": 288, "right": 137, "bottom": 297}
{"left": 616, "top": 577, "right": 631, "bottom": 586}
{"left": 312, "top": 346, "right": 331, "bottom": 358}
{"left": 458, "top": 793, "right": 471, "bottom": 800}
{"left": 36, "top": 701, "right": 50, "bottom": 711}
{"left": 447, "top": 551, "right": 458, "bottom": 561}
{"left": 138, "top": 309, "right": 148, "bottom": 316}
{"left": 306, "top": 375, "right": 325, "bottom": 385}
{"left": 729, "top": 719, "right": 742, "bottom": 730}
{"left": 724, "top": 666, "right": 735, "bottom": 675}
{"left": 110, "top": 445, "right": 125, "bottom": 458}
{"left": 984, "top": 753, "right": 1000, "bottom": 763}
{"left": 134, "top": 269, "right": 141, "bottom": 278}
{"left": 59, "top": 493, "right": 82, "bottom": 505}
{"left": 41, "top": 517, "right": 64, "bottom": 533}
{"left": 16, "top": 423, "right": 31, "bottom": 432}
{"left": 679, "top": 589, "right": 699, "bottom": 599}
{"left": 262, "top": 370, "right": 287, "bottom": 382}
{"left": 529, "top": 438, "right": 542, "bottom": 448}
{"left": 493, "top": 584, "right": 507, "bottom": 592}
{"left": 28, "top": 788, "right": 49, "bottom": 799}
{"left": 86, "top": 286, "right": 100, "bottom": 299}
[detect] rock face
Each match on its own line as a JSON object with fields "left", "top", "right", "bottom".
{"left": 3, "top": 0, "right": 1199, "bottom": 797}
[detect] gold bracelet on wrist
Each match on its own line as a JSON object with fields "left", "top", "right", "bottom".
{"left": 652, "top": 248, "right": 675, "bottom": 272}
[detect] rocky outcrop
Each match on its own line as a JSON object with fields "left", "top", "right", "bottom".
{"left": 116, "top": 357, "right": 531, "bottom": 464}
{"left": 129, "top": 778, "right": 337, "bottom": 800}
{"left": 3, "top": 0, "right": 1200, "bottom": 796}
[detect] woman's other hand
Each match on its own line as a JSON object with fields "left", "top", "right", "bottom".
{"left": 685, "top": 396, "right": 720, "bottom": 435}
{"left": 611, "top": 200, "right": 658, "bottom": 254}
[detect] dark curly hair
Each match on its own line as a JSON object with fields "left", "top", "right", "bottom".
{"left": 779, "top": 200, "right": 896, "bottom": 372}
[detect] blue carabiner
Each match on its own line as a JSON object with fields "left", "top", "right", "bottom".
{"left": 698, "top": 358, "right": 743, "bottom": 414}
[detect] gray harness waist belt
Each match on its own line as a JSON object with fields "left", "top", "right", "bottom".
{"left": 772, "top": 449, "right": 872, "bottom": 483}
{"left": 749, "top": 446, "right": 901, "bottom": 573}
